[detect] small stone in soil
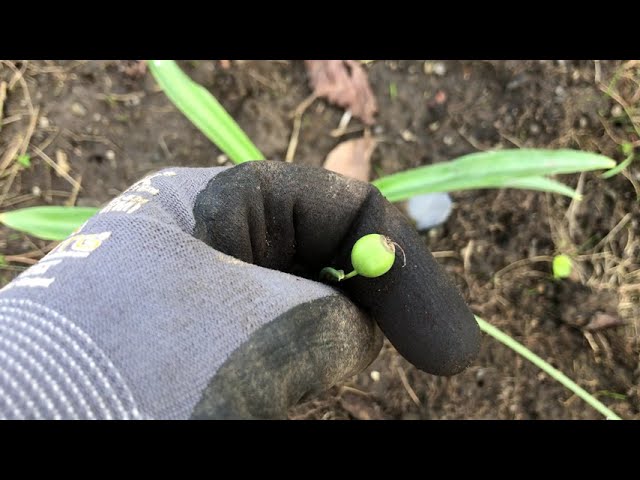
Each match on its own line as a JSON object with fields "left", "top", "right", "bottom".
{"left": 401, "top": 130, "right": 417, "bottom": 142}
{"left": 611, "top": 104, "right": 623, "bottom": 117}
{"left": 71, "top": 102, "right": 87, "bottom": 117}
{"left": 433, "top": 62, "right": 446, "bottom": 76}
{"left": 428, "top": 227, "right": 443, "bottom": 239}
{"left": 406, "top": 192, "right": 453, "bottom": 231}
{"left": 529, "top": 123, "right": 541, "bottom": 135}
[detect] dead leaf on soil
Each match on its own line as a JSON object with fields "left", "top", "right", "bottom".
{"left": 323, "top": 134, "right": 377, "bottom": 182}
{"left": 118, "top": 60, "right": 147, "bottom": 78}
{"left": 585, "top": 312, "right": 626, "bottom": 332}
{"left": 305, "top": 60, "right": 378, "bottom": 125}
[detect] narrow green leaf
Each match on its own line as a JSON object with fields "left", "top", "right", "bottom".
{"left": 147, "top": 60, "right": 265, "bottom": 164}
{"left": 0, "top": 206, "right": 99, "bottom": 241}
{"left": 594, "top": 390, "right": 627, "bottom": 400}
{"left": 503, "top": 176, "right": 582, "bottom": 200}
{"left": 372, "top": 149, "right": 616, "bottom": 202}
{"left": 476, "top": 316, "right": 621, "bottom": 420}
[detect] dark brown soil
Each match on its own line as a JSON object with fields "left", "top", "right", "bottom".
{"left": 1, "top": 60, "right": 638, "bottom": 419}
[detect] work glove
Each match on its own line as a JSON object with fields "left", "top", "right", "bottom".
{"left": 0, "top": 161, "right": 479, "bottom": 420}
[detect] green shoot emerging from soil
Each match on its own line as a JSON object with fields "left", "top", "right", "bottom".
{"left": 552, "top": 254, "right": 573, "bottom": 279}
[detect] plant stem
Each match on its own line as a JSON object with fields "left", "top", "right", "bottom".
{"left": 475, "top": 316, "right": 622, "bottom": 420}
{"left": 602, "top": 150, "right": 635, "bottom": 179}
{"left": 343, "top": 270, "right": 359, "bottom": 280}
{"left": 319, "top": 267, "right": 345, "bottom": 282}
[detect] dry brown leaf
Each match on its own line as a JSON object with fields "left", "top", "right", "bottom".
{"left": 585, "top": 312, "right": 626, "bottom": 332}
{"left": 305, "top": 60, "right": 378, "bottom": 125}
{"left": 323, "top": 134, "right": 377, "bottom": 182}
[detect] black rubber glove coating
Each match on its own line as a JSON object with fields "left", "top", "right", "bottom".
{"left": 194, "top": 161, "right": 480, "bottom": 375}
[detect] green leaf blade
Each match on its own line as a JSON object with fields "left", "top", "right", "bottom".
{"left": 147, "top": 60, "right": 265, "bottom": 164}
{"left": 476, "top": 316, "right": 621, "bottom": 420}
{"left": 0, "top": 206, "right": 99, "bottom": 241}
{"left": 502, "top": 176, "right": 582, "bottom": 200}
{"left": 372, "top": 149, "right": 615, "bottom": 202}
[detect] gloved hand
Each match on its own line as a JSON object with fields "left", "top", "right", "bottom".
{"left": 0, "top": 161, "right": 479, "bottom": 420}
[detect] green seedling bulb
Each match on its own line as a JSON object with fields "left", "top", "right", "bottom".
{"left": 552, "top": 254, "right": 573, "bottom": 279}
{"left": 319, "top": 233, "right": 405, "bottom": 282}
{"left": 351, "top": 234, "right": 396, "bottom": 278}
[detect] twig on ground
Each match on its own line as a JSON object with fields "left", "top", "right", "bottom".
{"left": 19, "top": 106, "right": 39, "bottom": 158}
{"left": 285, "top": 94, "right": 317, "bottom": 163}
{"left": 592, "top": 213, "right": 632, "bottom": 252}
{"left": 330, "top": 111, "right": 353, "bottom": 137}
{"left": 565, "top": 172, "right": 585, "bottom": 241}
{"left": 493, "top": 255, "right": 554, "bottom": 283}
{"left": 396, "top": 366, "right": 421, "bottom": 407}
{"left": 0, "top": 81, "right": 7, "bottom": 133}
{"left": 285, "top": 114, "right": 302, "bottom": 163}
{"left": 0, "top": 135, "right": 21, "bottom": 177}
{"left": 3, "top": 255, "right": 38, "bottom": 265}
{"left": 0, "top": 164, "right": 20, "bottom": 206}
{"left": 65, "top": 174, "right": 82, "bottom": 207}
{"left": 31, "top": 145, "right": 82, "bottom": 191}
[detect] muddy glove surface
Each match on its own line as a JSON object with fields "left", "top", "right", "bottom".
{"left": 0, "top": 161, "right": 479, "bottom": 420}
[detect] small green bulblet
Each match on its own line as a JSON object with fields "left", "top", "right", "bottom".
{"left": 351, "top": 234, "right": 396, "bottom": 278}
{"left": 320, "top": 233, "right": 405, "bottom": 283}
